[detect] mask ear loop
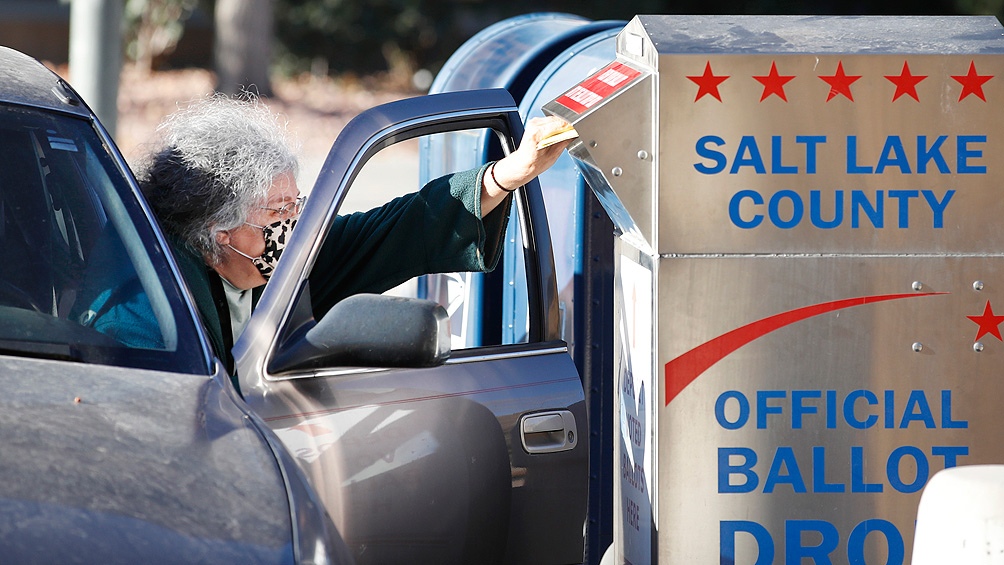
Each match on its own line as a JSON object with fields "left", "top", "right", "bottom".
{"left": 216, "top": 223, "right": 261, "bottom": 262}
{"left": 228, "top": 244, "right": 256, "bottom": 260}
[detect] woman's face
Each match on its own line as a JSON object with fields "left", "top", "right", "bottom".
{"left": 217, "top": 171, "right": 301, "bottom": 289}
{"left": 231, "top": 172, "right": 301, "bottom": 257}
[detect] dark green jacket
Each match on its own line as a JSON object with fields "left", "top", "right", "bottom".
{"left": 171, "top": 164, "right": 510, "bottom": 379}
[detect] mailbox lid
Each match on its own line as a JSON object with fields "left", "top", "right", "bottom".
{"left": 631, "top": 15, "right": 1004, "bottom": 56}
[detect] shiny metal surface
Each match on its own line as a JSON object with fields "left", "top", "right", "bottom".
{"left": 547, "top": 14, "right": 1004, "bottom": 565}
{"left": 0, "top": 46, "right": 89, "bottom": 115}
{"left": 445, "top": 343, "right": 569, "bottom": 363}
{"left": 657, "top": 256, "right": 1004, "bottom": 563}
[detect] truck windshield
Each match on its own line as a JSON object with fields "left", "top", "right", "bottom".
{"left": 0, "top": 104, "right": 207, "bottom": 374}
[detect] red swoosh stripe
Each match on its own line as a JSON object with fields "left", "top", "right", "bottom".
{"left": 664, "top": 292, "right": 946, "bottom": 405}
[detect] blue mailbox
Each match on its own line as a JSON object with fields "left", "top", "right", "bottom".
{"left": 420, "top": 13, "right": 623, "bottom": 564}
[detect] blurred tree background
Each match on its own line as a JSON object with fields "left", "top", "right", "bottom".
{"left": 123, "top": 0, "right": 1004, "bottom": 91}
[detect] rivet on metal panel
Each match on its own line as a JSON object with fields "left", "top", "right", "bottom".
{"left": 637, "top": 150, "right": 649, "bottom": 160}
{"left": 612, "top": 167, "right": 623, "bottom": 177}
{"left": 589, "top": 140, "right": 597, "bottom": 148}
{"left": 912, "top": 342, "right": 924, "bottom": 352}
{"left": 974, "top": 342, "right": 985, "bottom": 352}
{"left": 974, "top": 281, "right": 985, "bottom": 291}
{"left": 912, "top": 281, "right": 924, "bottom": 291}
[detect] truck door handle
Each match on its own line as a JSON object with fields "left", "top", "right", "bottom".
{"left": 520, "top": 410, "right": 577, "bottom": 454}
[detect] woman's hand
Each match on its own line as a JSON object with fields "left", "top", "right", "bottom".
{"left": 481, "top": 116, "right": 574, "bottom": 215}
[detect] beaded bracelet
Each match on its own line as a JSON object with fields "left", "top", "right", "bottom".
{"left": 490, "top": 162, "right": 518, "bottom": 193}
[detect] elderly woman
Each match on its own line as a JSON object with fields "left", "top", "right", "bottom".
{"left": 137, "top": 95, "right": 570, "bottom": 381}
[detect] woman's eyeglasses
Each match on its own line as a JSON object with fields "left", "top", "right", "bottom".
{"left": 260, "top": 195, "right": 306, "bottom": 219}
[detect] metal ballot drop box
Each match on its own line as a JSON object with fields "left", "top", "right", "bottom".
{"left": 544, "top": 15, "right": 1004, "bottom": 565}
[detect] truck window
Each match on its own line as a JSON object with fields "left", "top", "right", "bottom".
{"left": 0, "top": 104, "right": 205, "bottom": 373}
{"left": 338, "top": 130, "right": 530, "bottom": 349}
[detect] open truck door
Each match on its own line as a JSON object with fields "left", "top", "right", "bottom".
{"left": 232, "top": 89, "right": 588, "bottom": 564}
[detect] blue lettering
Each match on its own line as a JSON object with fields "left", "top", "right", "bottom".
{"left": 900, "top": 390, "right": 936, "bottom": 428}
{"left": 796, "top": 135, "right": 826, "bottom": 174}
{"left": 729, "top": 190, "right": 764, "bottom": 229}
{"left": 716, "top": 390, "right": 750, "bottom": 430}
{"left": 764, "top": 447, "right": 807, "bottom": 493}
{"left": 701, "top": 134, "right": 983, "bottom": 176}
{"left": 695, "top": 135, "right": 727, "bottom": 174}
{"left": 941, "top": 390, "right": 967, "bottom": 428}
{"left": 850, "top": 190, "right": 883, "bottom": 228}
{"left": 787, "top": 520, "right": 839, "bottom": 564}
{"left": 727, "top": 188, "right": 951, "bottom": 230}
{"left": 887, "top": 445, "right": 929, "bottom": 493}
{"left": 732, "top": 136, "right": 767, "bottom": 174}
{"left": 712, "top": 443, "right": 966, "bottom": 495}
{"left": 718, "top": 389, "right": 964, "bottom": 431}
{"left": 810, "top": 190, "right": 843, "bottom": 229}
{"left": 851, "top": 446, "right": 883, "bottom": 493}
{"left": 923, "top": 190, "right": 954, "bottom": 229}
{"left": 721, "top": 521, "right": 774, "bottom": 565}
{"left": 812, "top": 446, "right": 846, "bottom": 493}
{"left": 768, "top": 190, "right": 803, "bottom": 229}
{"left": 876, "top": 136, "right": 912, "bottom": 174}
{"left": 772, "top": 135, "right": 798, "bottom": 174}
{"left": 844, "top": 390, "right": 878, "bottom": 429}
{"left": 719, "top": 447, "right": 759, "bottom": 493}
{"left": 847, "top": 519, "right": 905, "bottom": 565}
{"left": 846, "top": 136, "right": 874, "bottom": 174}
{"left": 826, "top": 390, "right": 837, "bottom": 429}
{"left": 721, "top": 519, "right": 905, "bottom": 565}
{"left": 884, "top": 390, "right": 895, "bottom": 428}
{"left": 957, "top": 135, "right": 987, "bottom": 174}
{"left": 888, "top": 190, "right": 919, "bottom": 228}
{"left": 932, "top": 445, "right": 968, "bottom": 468}
{"left": 757, "top": 390, "right": 786, "bottom": 429}
{"left": 792, "top": 390, "right": 821, "bottom": 428}
{"left": 917, "top": 136, "right": 949, "bottom": 173}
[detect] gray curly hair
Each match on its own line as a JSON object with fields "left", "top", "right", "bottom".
{"left": 138, "top": 94, "right": 300, "bottom": 264}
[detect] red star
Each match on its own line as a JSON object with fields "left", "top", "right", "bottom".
{"left": 885, "top": 61, "right": 927, "bottom": 102}
{"left": 818, "top": 61, "right": 861, "bottom": 102}
{"left": 967, "top": 301, "right": 1004, "bottom": 342}
{"left": 687, "top": 62, "right": 729, "bottom": 102}
{"left": 952, "top": 61, "right": 993, "bottom": 101}
{"left": 753, "top": 61, "right": 796, "bottom": 102}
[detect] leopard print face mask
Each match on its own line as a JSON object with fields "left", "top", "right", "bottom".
{"left": 229, "top": 217, "right": 297, "bottom": 280}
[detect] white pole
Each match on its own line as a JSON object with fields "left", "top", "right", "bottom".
{"left": 68, "top": 0, "right": 123, "bottom": 136}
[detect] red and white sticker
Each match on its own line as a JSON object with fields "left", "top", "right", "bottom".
{"left": 555, "top": 61, "right": 642, "bottom": 114}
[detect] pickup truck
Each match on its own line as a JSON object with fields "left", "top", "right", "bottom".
{"left": 0, "top": 44, "right": 587, "bottom": 564}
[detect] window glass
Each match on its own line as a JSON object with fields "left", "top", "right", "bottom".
{"left": 0, "top": 104, "right": 205, "bottom": 373}
{"left": 320, "top": 129, "right": 531, "bottom": 349}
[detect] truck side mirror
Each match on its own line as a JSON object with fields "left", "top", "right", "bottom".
{"left": 268, "top": 294, "right": 451, "bottom": 374}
